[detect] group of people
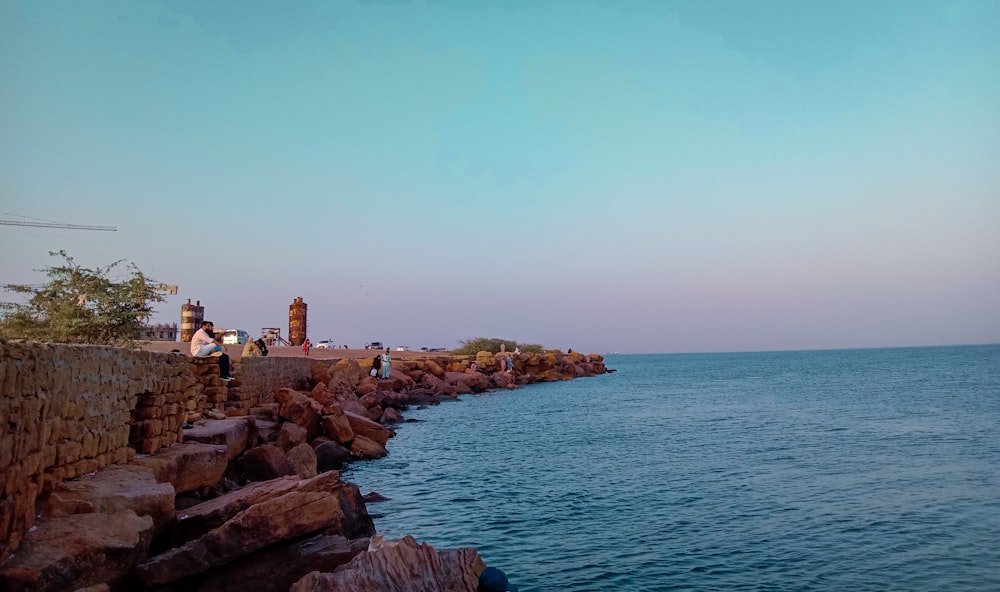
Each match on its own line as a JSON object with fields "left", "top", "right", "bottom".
{"left": 370, "top": 348, "right": 392, "bottom": 378}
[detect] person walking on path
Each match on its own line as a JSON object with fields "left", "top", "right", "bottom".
{"left": 190, "top": 320, "right": 234, "bottom": 381}
{"left": 381, "top": 348, "right": 392, "bottom": 378}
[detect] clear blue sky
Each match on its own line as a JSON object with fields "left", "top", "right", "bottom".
{"left": 2, "top": 0, "right": 998, "bottom": 354}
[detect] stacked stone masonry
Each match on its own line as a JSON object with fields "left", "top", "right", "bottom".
{"left": 0, "top": 340, "right": 287, "bottom": 560}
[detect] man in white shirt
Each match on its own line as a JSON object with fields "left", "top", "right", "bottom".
{"left": 190, "top": 320, "right": 233, "bottom": 381}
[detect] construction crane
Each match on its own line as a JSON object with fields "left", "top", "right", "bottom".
{"left": 0, "top": 219, "right": 116, "bottom": 231}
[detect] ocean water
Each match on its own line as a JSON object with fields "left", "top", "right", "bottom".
{"left": 343, "top": 345, "right": 1000, "bottom": 591}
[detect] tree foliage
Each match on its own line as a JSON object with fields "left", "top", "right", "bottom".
{"left": 0, "top": 250, "right": 165, "bottom": 346}
{"left": 451, "top": 337, "right": 545, "bottom": 355}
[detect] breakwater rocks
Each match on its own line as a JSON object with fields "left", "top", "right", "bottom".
{"left": 0, "top": 343, "right": 607, "bottom": 591}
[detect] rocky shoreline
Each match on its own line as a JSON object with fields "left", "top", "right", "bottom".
{"left": 0, "top": 347, "right": 609, "bottom": 591}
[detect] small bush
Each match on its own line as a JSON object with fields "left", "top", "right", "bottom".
{"left": 452, "top": 337, "right": 544, "bottom": 356}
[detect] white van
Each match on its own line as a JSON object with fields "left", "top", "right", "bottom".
{"left": 221, "top": 329, "right": 250, "bottom": 345}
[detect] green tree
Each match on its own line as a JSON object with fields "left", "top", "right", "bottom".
{"left": 452, "top": 337, "right": 545, "bottom": 355}
{"left": 0, "top": 250, "right": 165, "bottom": 346}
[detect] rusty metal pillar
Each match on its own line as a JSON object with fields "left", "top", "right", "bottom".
{"left": 289, "top": 297, "right": 307, "bottom": 346}
{"left": 180, "top": 299, "right": 204, "bottom": 342}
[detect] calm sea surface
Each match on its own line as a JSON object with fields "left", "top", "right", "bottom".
{"left": 343, "top": 346, "right": 1000, "bottom": 591}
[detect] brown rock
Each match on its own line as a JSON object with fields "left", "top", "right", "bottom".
{"left": 287, "top": 443, "right": 318, "bottom": 479}
{"left": 196, "top": 534, "right": 370, "bottom": 592}
{"left": 39, "top": 464, "right": 175, "bottom": 530}
{"left": 381, "top": 408, "right": 404, "bottom": 424}
{"left": 328, "top": 359, "right": 367, "bottom": 387}
{"left": 131, "top": 442, "right": 229, "bottom": 495}
{"left": 320, "top": 406, "right": 355, "bottom": 445}
{"left": 326, "top": 374, "right": 368, "bottom": 416}
{"left": 275, "top": 388, "right": 324, "bottom": 440}
{"left": 314, "top": 442, "right": 351, "bottom": 473}
{"left": 0, "top": 511, "right": 154, "bottom": 592}
{"left": 420, "top": 373, "right": 456, "bottom": 396}
{"left": 349, "top": 435, "right": 388, "bottom": 460}
{"left": 181, "top": 417, "right": 255, "bottom": 461}
{"left": 135, "top": 489, "right": 358, "bottom": 586}
{"left": 343, "top": 411, "right": 391, "bottom": 447}
{"left": 169, "top": 472, "right": 353, "bottom": 547}
{"left": 289, "top": 535, "right": 483, "bottom": 592}
{"left": 278, "top": 422, "right": 309, "bottom": 451}
{"left": 310, "top": 361, "right": 331, "bottom": 386}
{"left": 239, "top": 443, "right": 292, "bottom": 482}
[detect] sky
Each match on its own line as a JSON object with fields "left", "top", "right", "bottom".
{"left": 1, "top": 0, "right": 998, "bottom": 354}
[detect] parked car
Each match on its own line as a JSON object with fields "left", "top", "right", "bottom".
{"left": 315, "top": 340, "right": 335, "bottom": 349}
{"left": 365, "top": 342, "right": 384, "bottom": 350}
{"left": 395, "top": 346, "right": 409, "bottom": 351}
{"left": 221, "top": 329, "right": 250, "bottom": 345}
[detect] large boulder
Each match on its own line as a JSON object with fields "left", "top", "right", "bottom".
{"left": 314, "top": 442, "right": 352, "bottom": 473}
{"left": 131, "top": 442, "right": 229, "bottom": 495}
{"left": 419, "top": 373, "right": 455, "bottom": 397}
{"left": 349, "top": 436, "right": 388, "bottom": 460}
{"left": 287, "top": 443, "right": 318, "bottom": 479}
{"left": 321, "top": 406, "right": 355, "bottom": 445}
{"left": 239, "top": 443, "right": 293, "bottom": 482}
{"left": 325, "top": 375, "right": 368, "bottom": 416}
{"left": 289, "top": 535, "right": 484, "bottom": 592}
{"left": 168, "top": 472, "right": 364, "bottom": 547}
{"left": 196, "top": 534, "right": 370, "bottom": 592}
{"left": 38, "top": 464, "right": 175, "bottom": 530}
{"left": 277, "top": 422, "right": 309, "bottom": 451}
{"left": 310, "top": 361, "right": 331, "bottom": 386}
{"left": 275, "top": 389, "right": 324, "bottom": 440}
{"left": 0, "top": 511, "right": 154, "bottom": 592}
{"left": 135, "top": 473, "right": 373, "bottom": 586}
{"left": 328, "top": 359, "right": 368, "bottom": 388}
{"left": 343, "top": 411, "right": 391, "bottom": 447}
{"left": 181, "top": 417, "right": 255, "bottom": 461}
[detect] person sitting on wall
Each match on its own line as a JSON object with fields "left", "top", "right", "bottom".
{"left": 256, "top": 338, "right": 269, "bottom": 357}
{"left": 242, "top": 337, "right": 263, "bottom": 357}
{"left": 191, "top": 320, "right": 234, "bottom": 381}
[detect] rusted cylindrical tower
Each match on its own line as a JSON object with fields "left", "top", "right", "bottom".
{"left": 289, "top": 297, "right": 307, "bottom": 346}
{"left": 180, "top": 299, "right": 204, "bottom": 342}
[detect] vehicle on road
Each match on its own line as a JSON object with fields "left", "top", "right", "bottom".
{"left": 365, "top": 341, "right": 384, "bottom": 350}
{"left": 395, "top": 346, "right": 409, "bottom": 351}
{"left": 315, "top": 340, "right": 336, "bottom": 349}
{"left": 221, "top": 329, "right": 250, "bottom": 345}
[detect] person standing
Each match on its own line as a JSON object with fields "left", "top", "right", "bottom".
{"left": 370, "top": 352, "right": 382, "bottom": 377}
{"left": 190, "top": 321, "right": 233, "bottom": 381}
{"left": 303, "top": 338, "right": 311, "bottom": 356}
{"left": 381, "top": 348, "right": 391, "bottom": 378}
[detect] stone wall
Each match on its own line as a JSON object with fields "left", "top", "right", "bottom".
{"left": 0, "top": 339, "right": 196, "bottom": 558}
{"left": 0, "top": 340, "right": 317, "bottom": 560}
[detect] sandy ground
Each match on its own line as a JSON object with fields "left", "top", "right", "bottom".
{"left": 140, "top": 341, "right": 451, "bottom": 360}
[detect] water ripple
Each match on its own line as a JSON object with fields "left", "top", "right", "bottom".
{"left": 345, "top": 346, "right": 1000, "bottom": 592}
